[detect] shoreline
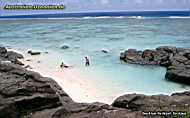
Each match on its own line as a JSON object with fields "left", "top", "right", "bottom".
{"left": 18, "top": 49, "right": 122, "bottom": 104}
{"left": 13, "top": 47, "right": 190, "bottom": 104}
{"left": 1, "top": 46, "right": 190, "bottom": 118}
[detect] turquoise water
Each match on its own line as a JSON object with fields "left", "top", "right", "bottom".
{"left": 0, "top": 17, "right": 190, "bottom": 103}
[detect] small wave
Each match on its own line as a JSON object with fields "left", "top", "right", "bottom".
{"left": 42, "top": 16, "right": 126, "bottom": 20}
{"left": 0, "top": 16, "right": 127, "bottom": 20}
{"left": 168, "top": 16, "right": 190, "bottom": 19}
{"left": 81, "top": 16, "right": 125, "bottom": 19}
{"left": 128, "top": 16, "right": 145, "bottom": 19}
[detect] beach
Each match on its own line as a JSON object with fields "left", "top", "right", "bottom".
{"left": 19, "top": 52, "right": 131, "bottom": 104}
{"left": 1, "top": 17, "right": 190, "bottom": 104}
{"left": 0, "top": 16, "right": 190, "bottom": 117}
{"left": 1, "top": 46, "right": 190, "bottom": 118}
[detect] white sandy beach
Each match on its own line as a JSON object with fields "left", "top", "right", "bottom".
{"left": 19, "top": 52, "right": 123, "bottom": 104}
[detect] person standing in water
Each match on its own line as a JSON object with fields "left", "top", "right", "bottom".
{"left": 85, "top": 57, "right": 90, "bottom": 66}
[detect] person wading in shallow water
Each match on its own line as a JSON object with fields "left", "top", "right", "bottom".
{"left": 85, "top": 57, "right": 90, "bottom": 66}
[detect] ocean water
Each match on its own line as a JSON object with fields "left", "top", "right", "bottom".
{"left": 0, "top": 17, "right": 190, "bottom": 103}
{"left": 0, "top": 11, "right": 189, "bottom": 18}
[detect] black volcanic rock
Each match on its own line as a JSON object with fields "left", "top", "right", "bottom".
{"left": 0, "top": 47, "right": 7, "bottom": 54}
{"left": 0, "top": 47, "right": 23, "bottom": 65}
{"left": 166, "top": 65, "right": 190, "bottom": 85}
{"left": 52, "top": 102, "right": 144, "bottom": 118}
{"left": 28, "top": 50, "right": 41, "bottom": 55}
{"left": 112, "top": 92, "right": 190, "bottom": 112}
{"left": 60, "top": 44, "right": 70, "bottom": 50}
{"left": 0, "top": 62, "right": 73, "bottom": 118}
{"left": 101, "top": 49, "right": 109, "bottom": 53}
{"left": 120, "top": 46, "right": 190, "bottom": 85}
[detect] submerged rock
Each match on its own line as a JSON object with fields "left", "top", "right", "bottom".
{"left": 28, "top": 50, "right": 41, "bottom": 55}
{"left": 26, "top": 59, "right": 32, "bottom": 61}
{"left": 101, "top": 49, "right": 109, "bottom": 53}
{"left": 120, "top": 46, "right": 190, "bottom": 85}
{"left": 60, "top": 44, "right": 70, "bottom": 50}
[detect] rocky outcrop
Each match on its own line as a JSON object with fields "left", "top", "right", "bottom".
{"left": 120, "top": 46, "right": 190, "bottom": 85}
{"left": 0, "top": 47, "right": 72, "bottom": 118}
{"left": 112, "top": 91, "right": 190, "bottom": 112}
{"left": 0, "top": 47, "right": 24, "bottom": 65}
{"left": 51, "top": 102, "right": 143, "bottom": 118}
{"left": 0, "top": 61, "right": 74, "bottom": 118}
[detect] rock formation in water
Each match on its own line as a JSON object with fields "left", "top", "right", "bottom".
{"left": 60, "top": 44, "right": 70, "bottom": 50}
{"left": 120, "top": 46, "right": 190, "bottom": 85}
{"left": 0, "top": 47, "right": 190, "bottom": 118}
{"left": 28, "top": 50, "right": 41, "bottom": 55}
